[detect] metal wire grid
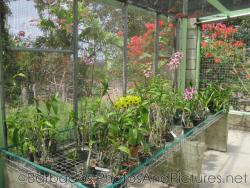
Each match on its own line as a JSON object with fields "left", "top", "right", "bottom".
{"left": 5, "top": 154, "right": 81, "bottom": 188}
{"left": 200, "top": 57, "right": 242, "bottom": 87}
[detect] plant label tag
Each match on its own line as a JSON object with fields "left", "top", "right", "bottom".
{"left": 95, "top": 167, "right": 110, "bottom": 172}
{"left": 170, "top": 131, "right": 177, "bottom": 138}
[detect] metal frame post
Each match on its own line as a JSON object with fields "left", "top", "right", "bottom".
{"left": 195, "top": 26, "right": 202, "bottom": 89}
{"left": 122, "top": 1, "right": 128, "bottom": 96}
{"left": 72, "top": 0, "right": 79, "bottom": 137}
{"left": 153, "top": 12, "right": 160, "bottom": 75}
{"left": 0, "top": 7, "right": 6, "bottom": 188}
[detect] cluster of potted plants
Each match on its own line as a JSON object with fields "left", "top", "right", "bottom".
{"left": 78, "top": 77, "right": 231, "bottom": 187}
{"left": 7, "top": 78, "right": 231, "bottom": 187}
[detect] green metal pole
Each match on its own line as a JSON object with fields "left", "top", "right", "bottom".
{"left": 0, "top": 10, "right": 6, "bottom": 188}
{"left": 195, "top": 26, "right": 202, "bottom": 89}
{"left": 153, "top": 12, "right": 160, "bottom": 75}
{"left": 122, "top": 1, "right": 128, "bottom": 96}
{"left": 72, "top": 0, "right": 79, "bottom": 141}
{"left": 207, "top": 0, "right": 229, "bottom": 15}
{"left": 178, "top": 0, "right": 188, "bottom": 91}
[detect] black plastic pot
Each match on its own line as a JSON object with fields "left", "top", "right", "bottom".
{"left": 192, "top": 118, "right": 204, "bottom": 126}
{"left": 28, "top": 152, "right": 35, "bottom": 162}
{"left": 50, "top": 138, "right": 57, "bottom": 155}
{"left": 208, "top": 103, "right": 216, "bottom": 114}
{"left": 78, "top": 149, "right": 89, "bottom": 161}
{"left": 173, "top": 116, "right": 182, "bottom": 125}
{"left": 164, "top": 132, "right": 175, "bottom": 142}
{"left": 88, "top": 166, "right": 99, "bottom": 176}
{"left": 139, "top": 154, "right": 151, "bottom": 164}
{"left": 183, "top": 127, "right": 193, "bottom": 134}
{"left": 112, "top": 176, "right": 126, "bottom": 188}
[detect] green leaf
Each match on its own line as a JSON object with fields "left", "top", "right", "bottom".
{"left": 14, "top": 73, "right": 26, "bottom": 78}
{"left": 118, "top": 146, "right": 130, "bottom": 155}
{"left": 13, "top": 128, "right": 19, "bottom": 145}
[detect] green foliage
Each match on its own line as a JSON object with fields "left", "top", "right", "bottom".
{"left": 7, "top": 94, "right": 63, "bottom": 158}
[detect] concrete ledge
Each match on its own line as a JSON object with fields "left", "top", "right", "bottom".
{"left": 228, "top": 110, "right": 250, "bottom": 132}
{"left": 205, "top": 115, "right": 228, "bottom": 152}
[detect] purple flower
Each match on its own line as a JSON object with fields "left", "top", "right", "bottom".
{"left": 167, "top": 51, "right": 184, "bottom": 70}
{"left": 184, "top": 87, "right": 197, "bottom": 100}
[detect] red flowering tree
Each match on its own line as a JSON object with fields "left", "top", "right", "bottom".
{"left": 201, "top": 23, "right": 250, "bottom": 94}
{"left": 201, "top": 23, "right": 245, "bottom": 64}
{"left": 118, "top": 20, "right": 175, "bottom": 79}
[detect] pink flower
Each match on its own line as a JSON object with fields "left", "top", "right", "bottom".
{"left": 83, "top": 53, "right": 95, "bottom": 65}
{"left": 116, "top": 31, "right": 124, "bottom": 37}
{"left": 143, "top": 70, "right": 153, "bottom": 78}
{"left": 167, "top": 51, "right": 184, "bottom": 70}
{"left": 184, "top": 87, "right": 197, "bottom": 100}
{"left": 18, "top": 31, "right": 25, "bottom": 37}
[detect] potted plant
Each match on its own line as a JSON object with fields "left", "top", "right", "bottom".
{"left": 138, "top": 144, "right": 152, "bottom": 164}
{"left": 173, "top": 108, "right": 183, "bottom": 125}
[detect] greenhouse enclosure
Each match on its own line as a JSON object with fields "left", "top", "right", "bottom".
{"left": 0, "top": 0, "right": 250, "bottom": 188}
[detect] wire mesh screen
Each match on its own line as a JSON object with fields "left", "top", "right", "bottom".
{"left": 7, "top": 0, "right": 73, "bottom": 50}
{"left": 199, "top": 21, "right": 250, "bottom": 112}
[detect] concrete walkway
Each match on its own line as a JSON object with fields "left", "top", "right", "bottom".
{"left": 200, "top": 129, "right": 250, "bottom": 188}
